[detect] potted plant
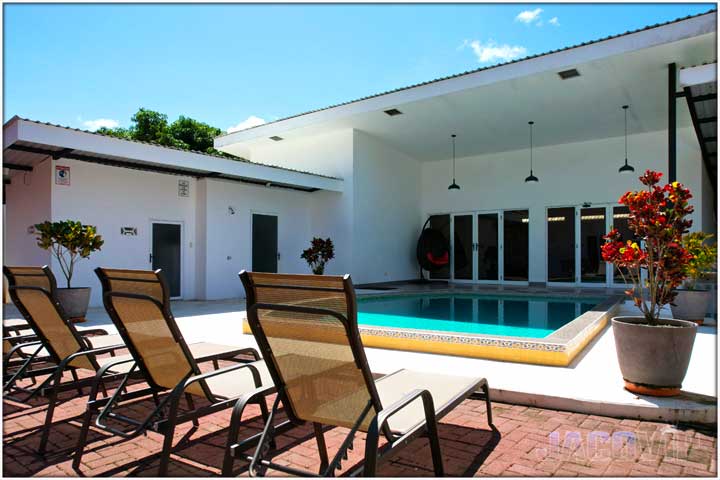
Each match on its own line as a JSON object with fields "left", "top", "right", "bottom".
{"left": 671, "top": 232, "right": 717, "bottom": 325}
{"left": 301, "top": 237, "right": 334, "bottom": 275}
{"left": 35, "top": 220, "right": 104, "bottom": 319}
{"left": 601, "top": 170, "right": 696, "bottom": 397}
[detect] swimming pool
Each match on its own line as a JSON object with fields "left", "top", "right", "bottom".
{"left": 240, "top": 291, "right": 621, "bottom": 366}
{"left": 357, "top": 294, "right": 604, "bottom": 339}
{"left": 352, "top": 292, "right": 621, "bottom": 366}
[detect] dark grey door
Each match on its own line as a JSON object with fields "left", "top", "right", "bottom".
{"left": 252, "top": 214, "right": 278, "bottom": 273}
{"left": 152, "top": 223, "right": 181, "bottom": 297}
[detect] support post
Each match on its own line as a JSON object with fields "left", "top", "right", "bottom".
{"left": 668, "top": 63, "right": 677, "bottom": 182}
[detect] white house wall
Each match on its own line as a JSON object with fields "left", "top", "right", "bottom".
{"left": 250, "top": 129, "right": 356, "bottom": 277}
{"left": 420, "top": 127, "right": 708, "bottom": 284}
{"left": 4, "top": 158, "right": 52, "bottom": 267}
{"left": 352, "top": 130, "right": 422, "bottom": 284}
{"left": 50, "top": 159, "right": 198, "bottom": 305}
{"left": 199, "top": 178, "right": 316, "bottom": 300}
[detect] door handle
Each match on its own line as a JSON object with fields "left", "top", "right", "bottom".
{"left": 149, "top": 253, "right": 153, "bottom": 264}
{"left": 277, "top": 253, "right": 281, "bottom": 261}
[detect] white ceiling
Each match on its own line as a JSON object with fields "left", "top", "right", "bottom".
{"left": 219, "top": 22, "right": 716, "bottom": 163}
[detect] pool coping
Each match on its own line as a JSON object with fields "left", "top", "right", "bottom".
{"left": 352, "top": 291, "right": 625, "bottom": 367}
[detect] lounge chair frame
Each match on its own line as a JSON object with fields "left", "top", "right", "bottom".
{"left": 3, "top": 265, "right": 131, "bottom": 455}
{"left": 73, "top": 268, "right": 272, "bottom": 475}
{"left": 227, "top": 271, "right": 492, "bottom": 477}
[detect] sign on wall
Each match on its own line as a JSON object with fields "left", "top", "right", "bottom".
{"left": 55, "top": 165, "right": 70, "bottom": 186}
{"left": 178, "top": 179, "right": 190, "bottom": 197}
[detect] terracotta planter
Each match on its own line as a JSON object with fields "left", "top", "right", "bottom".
{"left": 612, "top": 316, "right": 697, "bottom": 397}
{"left": 56, "top": 287, "right": 91, "bottom": 319}
{"left": 671, "top": 289, "right": 712, "bottom": 325}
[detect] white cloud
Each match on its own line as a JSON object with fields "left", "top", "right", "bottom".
{"left": 464, "top": 40, "right": 527, "bottom": 64}
{"left": 227, "top": 115, "right": 266, "bottom": 133}
{"left": 82, "top": 118, "right": 119, "bottom": 131}
{"left": 548, "top": 16, "right": 560, "bottom": 26}
{"left": 516, "top": 8, "right": 543, "bottom": 24}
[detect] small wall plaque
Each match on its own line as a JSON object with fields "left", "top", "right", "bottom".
{"left": 178, "top": 179, "right": 190, "bottom": 197}
{"left": 121, "top": 227, "right": 137, "bottom": 236}
{"left": 55, "top": 165, "right": 70, "bottom": 186}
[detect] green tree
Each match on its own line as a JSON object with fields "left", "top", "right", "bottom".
{"left": 169, "top": 116, "right": 222, "bottom": 153}
{"left": 93, "top": 108, "right": 237, "bottom": 157}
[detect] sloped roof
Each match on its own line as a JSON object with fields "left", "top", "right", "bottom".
{"left": 216, "top": 8, "right": 717, "bottom": 139}
{"left": 5, "top": 116, "right": 339, "bottom": 180}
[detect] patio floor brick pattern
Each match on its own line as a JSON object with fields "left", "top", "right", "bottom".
{"left": 2, "top": 358, "right": 716, "bottom": 477}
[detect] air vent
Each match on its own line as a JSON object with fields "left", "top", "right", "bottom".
{"left": 557, "top": 68, "right": 580, "bottom": 80}
{"left": 384, "top": 108, "right": 403, "bottom": 116}
{"left": 269, "top": 136, "right": 284, "bottom": 141}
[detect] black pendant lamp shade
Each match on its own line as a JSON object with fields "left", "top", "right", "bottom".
{"left": 618, "top": 105, "right": 635, "bottom": 174}
{"left": 448, "top": 134, "right": 460, "bottom": 190}
{"left": 524, "top": 121, "right": 539, "bottom": 183}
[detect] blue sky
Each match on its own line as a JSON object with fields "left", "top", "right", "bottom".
{"left": 4, "top": 3, "right": 714, "bottom": 133}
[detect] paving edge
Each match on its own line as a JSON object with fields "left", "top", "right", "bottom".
{"left": 490, "top": 388, "right": 717, "bottom": 425}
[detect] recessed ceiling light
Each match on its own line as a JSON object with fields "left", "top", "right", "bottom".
{"left": 384, "top": 108, "right": 403, "bottom": 116}
{"left": 557, "top": 68, "right": 580, "bottom": 80}
{"left": 269, "top": 136, "right": 283, "bottom": 141}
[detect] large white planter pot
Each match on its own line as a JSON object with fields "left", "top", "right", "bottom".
{"left": 612, "top": 316, "right": 697, "bottom": 397}
{"left": 671, "top": 290, "right": 712, "bottom": 324}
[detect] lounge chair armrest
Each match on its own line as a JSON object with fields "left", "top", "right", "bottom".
{"left": 3, "top": 333, "right": 38, "bottom": 343}
{"left": 232, "top": 347, "right": 261, "bottom": 361}
{"left": 57, "top": 344, "right": 126, "bottom": 371}
{"left": 77, "top": 328, "right": 110, "bottom": 337}
{"left": 4, "top": 340, "right": 43, "bottom": 359}
{"left": 3, "top": 324, "right": 31, "bottom": 334}
{"left": 374, "top": 388, "right": 437, "bottom": 433}
{"left": 182, "top": 361, "right": 264, "bottom": 392}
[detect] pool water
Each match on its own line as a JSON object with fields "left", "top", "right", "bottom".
{"left": 357, "top": 294, "right": 604, "bottom": 338}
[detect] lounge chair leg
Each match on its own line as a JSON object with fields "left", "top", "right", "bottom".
{"left": 363, "top": 427, "right": 379, "bottom": 477}
{"left": 482, "top": 382, "right": 493, "bottom": 426}
{"left": 72, "top": 405, "right": 94, "bottom": 470}
{"left": 70, "top": 369, "right": 84, "bottom": 396}
{"left": 185, "top": 393, "right": 199, "bottom": 428}
{"left": 222, "top": 395, "right": 250, "bottom": 476}
{"left": 158, "top": 424, "right": 176, "bottom": 476}
{"left": 158, "top": 392, "right": 182, "bottom": 476}
{"left": 258, "top": 398, "right": 276, "bottom": 449}
{"left": 313, "top": 422, "right": 329, "bottom": 474}
{"left": 426, "top": 422, "right": 445, "bottom": 477}
{"left": 38, "top": 383, "right": 58, "bottom": 456}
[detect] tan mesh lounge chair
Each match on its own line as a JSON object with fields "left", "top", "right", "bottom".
{"left": 224, "top": 271, "right": 493, "bottom": 477}
{"left": 3, "top": 265, "right": 137, "bottom": 455}
{"left": 73, "top": 268, "right": 275, "bottom": 475}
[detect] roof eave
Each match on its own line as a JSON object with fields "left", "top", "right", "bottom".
{"left": 7, "top": 119, "right": 343, "bottom": 192}
{"left": 214, "top": 10, "right": 716, "bottom": 148}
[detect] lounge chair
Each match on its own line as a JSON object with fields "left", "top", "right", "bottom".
{"left": 3, "top": 265, "right": 138, "bottom": 455}
{"left": 225, "top": 271, "right": 493, "bottom": 476}
{"left": 72, "top": 268, "right": 274, "bottom": 475}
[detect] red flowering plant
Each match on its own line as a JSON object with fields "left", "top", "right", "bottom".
{"left": 601, "top": 170, "right": 694, "bottom": 325}
{"left": 301, "top": 237, "right": 335, "bottom": 275}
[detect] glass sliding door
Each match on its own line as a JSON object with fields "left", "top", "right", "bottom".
{"left": 612, "top": 206, "right": 634, "bottom": 285}
{"left": 504, "top": 210, "right": 529, "bottom": 282}
{"left": 580, "top": 207, "right": 607, "bottom": 283}
{"left": 476, "top": 213, "right": 499, "bottom": 281}
{"left": 453, "top": 214, "right": 473, "bottom": 280}
{"left": 428, "top": 214, "right": 450, "bottom": 280}
{"left": 547, "top": 207, "right": 576, "bottom": 283}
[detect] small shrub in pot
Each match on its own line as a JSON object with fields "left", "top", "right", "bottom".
{"left": 601, "top": 170, "right": 697, "bottom": 396}
{"left": 671, "top": 232, "right": 717, "bottom": 323}
{"left": 301, "top": 237, "right": 335, "bottom": 275}
{"left": 34, "top": 220, "right": 104, "bottom": 318}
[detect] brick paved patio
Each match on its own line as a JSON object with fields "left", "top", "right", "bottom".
{"left": 3, "top": 360, "right": 717, "bottom": 477}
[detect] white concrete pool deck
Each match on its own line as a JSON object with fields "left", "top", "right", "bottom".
{"left": 4, "top": 297, "right": 716, "bottom": 424}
